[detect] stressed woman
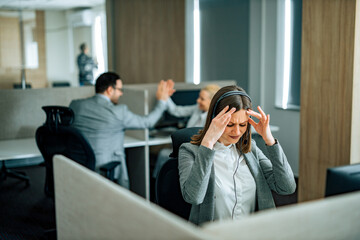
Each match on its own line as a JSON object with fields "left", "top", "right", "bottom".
{"left": 152, "top": 84, "right": 220, "bottom": 178}
{"left": 178, "top": 85, "right": 296, "bottom": 225}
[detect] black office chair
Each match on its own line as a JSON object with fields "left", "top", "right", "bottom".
{"left": 35, "top": 106, "right": 119, "bottom": 197}
{"left": 155, "top": 127, "right": 201, "bottom": 220}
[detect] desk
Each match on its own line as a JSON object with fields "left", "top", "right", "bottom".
{"left": 0, "top": 136, "right": 167, "bottom": 200}
{"left": 148, "top": 135, "right": 172, "bottom": 146}
{"left": 0, "top": 136, "right": 154, "bottom": 161}
{"left": 0, "top": 138, "right": 41, "bottom": 161}
{"left": 0, "top": 138, "right": 36, "bottom": 185}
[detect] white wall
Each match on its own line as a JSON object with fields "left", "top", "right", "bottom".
{"left": 45, "top": 11, "right": 73, "bottom": 85}
{"left": 249, "top": 0, "right": 300, "bottom": 176}
{"left": 45, "top": 6, "right": 106, "bottom": 87}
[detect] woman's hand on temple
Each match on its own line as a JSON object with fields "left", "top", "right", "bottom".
{"left": 201, "top": 106, "right": 236, "bottom": 149}
{"left": 247, "top": 106, "right": 275, "bottom": 146}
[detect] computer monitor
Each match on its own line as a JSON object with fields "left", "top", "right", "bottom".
{"left": 325, "top": 163, "right": 360, "bottom": 197}
{"left": 154, "top": 89, "right": 200, "bottom": 130}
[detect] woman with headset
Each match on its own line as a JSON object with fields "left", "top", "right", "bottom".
{"left": 152, "top": 84, "right": 220, "bottom": 178}
{"left": 178, "top": 85, "right": 296, "bottom": 225}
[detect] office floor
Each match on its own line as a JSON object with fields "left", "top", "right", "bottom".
{"left": 0, "top": 165, "right": 55, "bottom": 240}
{"left": 0, "top": 164, "right": 298, "bottom": 240}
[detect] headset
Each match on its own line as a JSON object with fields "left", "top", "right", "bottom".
{"left": 211, "top": 90, "right": 252, "bottom": 119}
{"left": 211, "top": 90, "right": 252, "bottom": 219}
{"left": 231, "top": 153, "right": 241, "bottom": 219}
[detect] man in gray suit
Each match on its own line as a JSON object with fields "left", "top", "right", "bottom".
{"left": 69, "top": 72, "right": 174, "bottom": 189}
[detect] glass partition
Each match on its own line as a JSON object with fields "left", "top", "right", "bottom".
{"left": 0, "top": 2, "right": 107, "bottom": 89}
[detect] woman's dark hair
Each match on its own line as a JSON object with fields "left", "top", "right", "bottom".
{"left": 95, "top": 72, "right": 121, "bottom": 93}
{"left": 191, "top": 85, "right": 253, "bottom": 153}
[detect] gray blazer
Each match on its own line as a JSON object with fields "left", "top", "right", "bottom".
{"left": 178, "top": 139, "right": 296, "bottom": 225}
{"left": 69, "top": 94, "right": 167, "bottom": 188}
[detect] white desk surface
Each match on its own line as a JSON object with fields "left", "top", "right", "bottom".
{"left": 0, "top": 136, "right": 152, "bottom": 161}
{"left": 123, "top": 136, "right": 147, "bottom": 148}
{"left": 0, "top": 125, "right": 279, "bottom": 161}
{"left": 148, "top": 135, "right": 172, "bottom": 146}
{"left": 0, "top": 138, "right": 41, "bottom": 161}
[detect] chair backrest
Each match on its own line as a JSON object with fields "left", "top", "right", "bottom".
{"left": 35, "top": 106, "right": 96, "bottom": 197}
{"left": 155, "top": 127, "right": 201, "bottom": 220}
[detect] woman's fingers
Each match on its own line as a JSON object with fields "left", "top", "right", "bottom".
{"left": 248, "top": 117, "right": 257, "bottom": 126}
{"left": 214, "top": 106, "right": 229, "bottom": 118}
{"left": 257, "top": 106, "right": 267, "bottom": 122}
{"left": 265, "top": 114, "right": 270, "bottom": 125}
{"left": 247, "top": 106, "right": 269, "bottom": 123}
{"left": 247, "top": 109, "right": 261, "bottom": 119}
{"left": 211, "top": 106, "right": 236, "bottom": 131}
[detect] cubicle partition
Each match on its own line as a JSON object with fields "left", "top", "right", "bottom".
{"left": 0, "top": 87, "right": 94, "bottom": 141}
{"left": 54, "top": 154, "right": 360, "bottom": 240}
{"left": 118, "top": 87, "right": 149, "bottom": 198}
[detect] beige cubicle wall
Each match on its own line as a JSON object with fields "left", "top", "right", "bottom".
{"left": 54, "top": 154, "right": 360, "bottom": 240}
{"left": 0, "top": 86, "right": 94, "bottom": 141}
{"left": 0, "top": 86, "right": 151, "bottom": 141}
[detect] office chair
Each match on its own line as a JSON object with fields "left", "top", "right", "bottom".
{"left": 35, "top": 106, "right": 119, "bottom": 197}
{"left": 155, "top": 127, "right": 201, "bottom": 220}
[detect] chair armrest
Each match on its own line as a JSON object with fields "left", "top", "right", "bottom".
{"left": 99, "top": 161, "right": 121, "bottom": 182}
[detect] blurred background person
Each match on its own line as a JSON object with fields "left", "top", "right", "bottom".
{"left": 77, "top": 43, "right": 97, "bottom": 86}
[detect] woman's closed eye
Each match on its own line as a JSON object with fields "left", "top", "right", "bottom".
{"left": 227, "top": 123, "right": 247, "bottom": 127}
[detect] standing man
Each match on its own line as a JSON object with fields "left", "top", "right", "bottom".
{"left": 77, "top": 43, "right": 97, "bottom": 86}
{"left": 69, "top": 72, "right": 175, "bottom": 188}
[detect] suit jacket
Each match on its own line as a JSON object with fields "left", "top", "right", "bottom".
{"left": 69, "top": 94, "right": 167, "bottom": 188}
{"left": 178, "top": 139, "right": 296, "bottom": 225}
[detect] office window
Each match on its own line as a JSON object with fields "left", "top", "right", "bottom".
{"left": 275, "top": 0, "right": 302, "bottom": 110}
{"left": 185, "top": 0, "right": 249, "bottom": 87}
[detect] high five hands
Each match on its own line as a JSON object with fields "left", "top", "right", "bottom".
{"left": 156, "top": 79, "right": 176, "bottom": 101}
{"left": 247, "top": 106, "right": 275, "bottom": 146}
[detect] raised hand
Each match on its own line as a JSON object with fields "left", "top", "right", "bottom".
{"left": 247, "top": 106, "right": 275, "bottom": 146}
{"left": 201, "top": 106, "right": 236, "bottom": 149}
{"left": 165, "top": 79, "right": 176, "bottom": 97}
{"left": 156, "top": 79, "right": 176, "bottom": 101}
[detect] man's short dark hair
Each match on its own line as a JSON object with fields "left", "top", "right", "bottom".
{"left": 95, "top": 72, "right": 121, "bottom": 93}
{"left": 80, "top": 43, "right": 86, "bottom": 52}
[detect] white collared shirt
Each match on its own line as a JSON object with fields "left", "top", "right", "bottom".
{"left": 213, "top": 142, "right": 256, "bottom": 221}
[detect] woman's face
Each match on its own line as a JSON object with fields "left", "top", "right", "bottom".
{"left": 218, "top": 109, "right": 249, "bottom": 146}
{"left": 197, "top": 90, "right": 212, "bottom": 112}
